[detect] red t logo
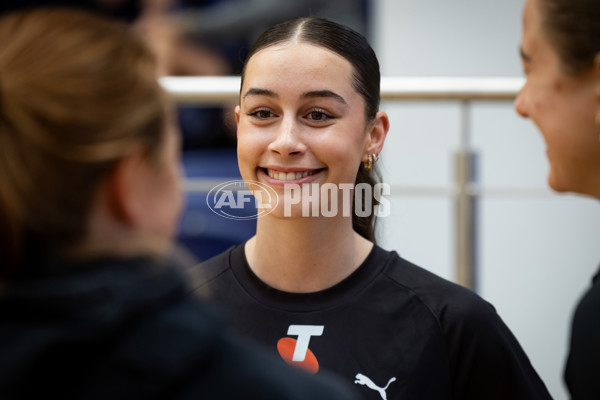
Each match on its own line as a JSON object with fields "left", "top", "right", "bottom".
{"left": 277, "top": 325, "right": 324, "bottom": 374}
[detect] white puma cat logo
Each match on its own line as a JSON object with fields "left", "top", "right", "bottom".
{"left": 354, "top": 373, "right": 396, "bottom": 400}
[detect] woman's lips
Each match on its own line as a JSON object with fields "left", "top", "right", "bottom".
{"left": 266, "top": 168, "right": 320, "bottom": 181}
{"left": 260, "top": 167, "right": 325, "bottom": 185}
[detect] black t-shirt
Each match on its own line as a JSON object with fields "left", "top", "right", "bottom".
{"left": 190, "top": 243, "right": 553, "bottom": 400}
{"left": 565, "top": 265, "right": 600, "bottom": 400}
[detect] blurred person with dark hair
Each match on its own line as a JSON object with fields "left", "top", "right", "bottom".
{"left": 0, "top": 8, "right": 360, "bottom": 399}
{"left": 515, "top": 0, "right": 600, "bottom": 398}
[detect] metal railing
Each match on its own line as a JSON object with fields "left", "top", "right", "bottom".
{"left": 161, "top": 76, "right": 527, "bottom": 290}
{"left": 160, "top": 76, "right": 525, "bottom": 103}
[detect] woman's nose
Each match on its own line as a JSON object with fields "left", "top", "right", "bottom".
{"left": 268, "top": 117, "right": 306, "bottom": 156}
{"left": 514, "top": 84, "right": 530, "bottom": 118}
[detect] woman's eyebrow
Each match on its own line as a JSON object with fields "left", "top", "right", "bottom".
{"left": 302, "top": 90, "right": 347, "bottom": 105}
{"left": 243, "top": 87, "right": 278, "bottom": 99}
{"left": 242, "top": 88, "right": 347, "bottom": 106}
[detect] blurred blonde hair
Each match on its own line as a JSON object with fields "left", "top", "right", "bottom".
{"left": 0, "top": 8, "right": 167, "bottom": 276}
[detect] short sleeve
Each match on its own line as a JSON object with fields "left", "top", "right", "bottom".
{"left": 440, "top": 290, "right": 553, "bottom": 400}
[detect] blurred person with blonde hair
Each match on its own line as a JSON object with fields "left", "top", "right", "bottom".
{"left": 0, "top": 8, "right": 359, "bottom": 399}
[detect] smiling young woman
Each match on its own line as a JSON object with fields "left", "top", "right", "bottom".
{"left": 235, "top": 39, "right": 388, "bottom": 289}
{"left": 515, "top": 0, "right": 600, "bottom": 397}
{"left": 192, "top": 16, "right": 553, "bottom": 400}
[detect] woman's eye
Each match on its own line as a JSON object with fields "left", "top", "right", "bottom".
{"left": 249, "top": 109, "right": 273, "bottom": 119}
{"left": 306, "top": 110, "right": 332, "bottom": 122}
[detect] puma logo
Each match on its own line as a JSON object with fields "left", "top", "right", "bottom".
{"left": 354, "top": 373, "right": 396, "bottom": 400}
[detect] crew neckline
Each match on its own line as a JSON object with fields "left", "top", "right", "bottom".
{"left": 228, "top": 243, "right": 392, "bottom": 312}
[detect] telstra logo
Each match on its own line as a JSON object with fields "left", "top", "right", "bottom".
{"left": 277, "top": 325, "right": 324, "bottom": 374}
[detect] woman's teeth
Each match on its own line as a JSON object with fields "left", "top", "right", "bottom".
{"left": 267, "top": 169, "right": 316, "bottom": 181}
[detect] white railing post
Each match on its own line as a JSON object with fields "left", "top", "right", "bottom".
{"left": 454, "top": 101, "right": 478, "bottom": 290}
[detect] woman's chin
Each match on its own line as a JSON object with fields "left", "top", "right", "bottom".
{"left": 263, "top": 204, "right": 308, "bottom": 220}
{"left": 547, "top": 171, "right": 587, "bottom": 197}
{"left": 547, "top": 173, "right": 567, "bottom": 194}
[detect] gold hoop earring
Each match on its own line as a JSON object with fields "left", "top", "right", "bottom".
{"left": 363, "top": 154, "right": 373, "bottom": 170}
{"left": 363, "top": 153, "right": 379, "bottom": 170}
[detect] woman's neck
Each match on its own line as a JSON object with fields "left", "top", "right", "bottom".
{"left": 245, "top": 216, "right": 373, "bottom": 293}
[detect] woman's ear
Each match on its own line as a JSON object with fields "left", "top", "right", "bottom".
{"left": 104, "top": 150, "right": 149, "bottom": 228}
{"left": 234, "top": 105, "right": 241, "bottom": 125}
{"left": 364, "top": 111, "right": 390, "bottom": 156}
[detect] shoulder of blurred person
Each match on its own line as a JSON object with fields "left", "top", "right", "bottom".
{"left": 0, "top": 253, "right": 359, "bottom": 399}
{"left": 565, "top": 265, "right": 600, "bottom": 399}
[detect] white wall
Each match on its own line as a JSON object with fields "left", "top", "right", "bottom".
{"left": 372, "top": 1, "right": 600, "bottom": 399}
